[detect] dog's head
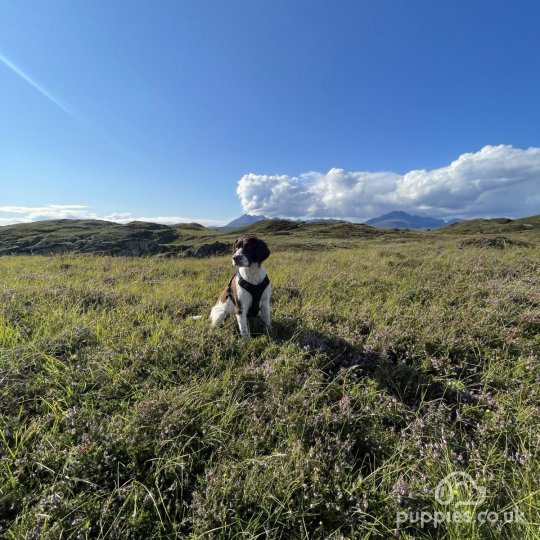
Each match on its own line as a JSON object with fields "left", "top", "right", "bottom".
{"left": 232, "top": 236, "right": 270, "bottom": 267}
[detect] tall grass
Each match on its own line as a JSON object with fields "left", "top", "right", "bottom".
{"left": 1, "top": 239, "right": 539, "bottom": 538}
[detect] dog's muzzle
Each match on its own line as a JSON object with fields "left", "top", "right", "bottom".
{"left": 232, "top": 255, "right": 248, "bottom": 267}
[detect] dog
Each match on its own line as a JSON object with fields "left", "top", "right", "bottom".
{"left": 210, "top": 236, "right": 272, "bottom": 338}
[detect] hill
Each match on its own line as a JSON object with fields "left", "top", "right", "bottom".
{"left": 437, "top": 214, "right": 540, "bottom": 235}
{"left": 0, "top": 219, "right": 179, "bottom": 256}
{"left": 0, "top": 218, "right": 416, "bottom": 256}
{"left": 0, "top": 214, "right": 538, "bottom": 257}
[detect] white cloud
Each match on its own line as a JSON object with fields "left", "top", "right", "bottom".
{"left": 0, "top": 205, "right": 226, "bottom": 227}
{"left": 237, "top": 145, "right": 540, "bottom": 220}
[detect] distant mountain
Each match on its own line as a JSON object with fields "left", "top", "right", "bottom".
{"left": 365, "top": 211, "right": 448, "bottom": 230}
{"left": 218, "top": 214, "right": 268, "bottom": 231}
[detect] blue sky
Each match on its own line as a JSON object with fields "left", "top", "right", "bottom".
{"left": 1, "top": 0, "right": 539, "bottom": 225}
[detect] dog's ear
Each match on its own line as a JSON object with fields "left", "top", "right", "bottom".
{"left": 254, "top": 239, "right": 270, "bottom": 264}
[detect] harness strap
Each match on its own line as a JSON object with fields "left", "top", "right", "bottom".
{"left": 226, "top": 274, "right": 237, "bottom": 305}
{"left": 228, "top": 272, "right": 270, "bottom": 318}
{"left": 239, "top": 274, "right": 270, "bottom": 318}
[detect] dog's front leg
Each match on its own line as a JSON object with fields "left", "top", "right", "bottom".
{"left": 236, "top": 313, "right": 250, "bottom": 339}
{"left": 260, "top": 301, "right": 272, "bottom": 334}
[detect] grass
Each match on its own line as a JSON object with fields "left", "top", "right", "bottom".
{"left": 1, "top": 236, "right": 539, "bottom": 538}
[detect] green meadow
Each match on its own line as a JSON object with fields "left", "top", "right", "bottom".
{"left": 1, "top": 231, "right": 539, "bottom": 538}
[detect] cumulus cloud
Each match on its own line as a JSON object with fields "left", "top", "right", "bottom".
{"left": 237, "top": 145, "right": 540, "bottom": 220}
{"left": 0, "top": 205, "right": 226, "bottom": 227}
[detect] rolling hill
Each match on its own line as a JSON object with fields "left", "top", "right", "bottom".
{"left": 0, "top": 214, "right": 538, "bottom": 256}
{"left": 436, "top": 215, "right": 540, "bottom": 235}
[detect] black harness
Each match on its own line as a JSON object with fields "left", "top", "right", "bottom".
{"left": 227, "top": 272, "right": 270, "bottom": 318}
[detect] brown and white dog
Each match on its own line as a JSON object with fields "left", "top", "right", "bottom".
{"left": 210, "top": 236, "right": 272, "bottom": 338}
